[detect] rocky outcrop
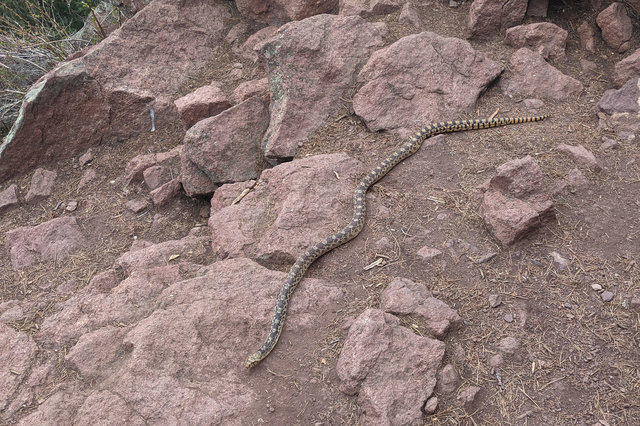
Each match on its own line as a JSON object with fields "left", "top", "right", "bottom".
{"left": 260, "top": 14, "right": 387, "bottom": 160}
{"left": 467, "top": 0, "right": 527, "bottom": 38}
{"left": 339, "top": 0, "right": 405, "bottom": 17}
{"left": 235, "top": 0, "right": 338, "bottom": 25}
{"left": 174, "top": 83, "right": 231, "bottom": 130}
{"left": 504, "top": 22, "right": 567, "bottom": 60}
{"left": 353, "top": 31, "right": 503, "bottom": 131}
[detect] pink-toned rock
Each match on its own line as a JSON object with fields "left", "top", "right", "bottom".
{"left": 174, "top": 84, "right": 231, "bottom": 130}
{"left": 614, "top": 48, "right": 640, "bottom": 87}
{"left": 398, "top": 2, "right": 422, "bottom": 27}
{"left": 5, "top": 216, "right": 85, "bottom": 269}
{"left": 497, "top": 336, "right": 521, "bottom": 354}
{"left": 467, "top": 0, "right": 528, "bottom": 38}
{"left": 502, "top": 48, "right": 583, "bottom": 100}
{"left": 236, "top": 0, "right": 338, "bottom": 25}
{"left": 437, "top": 364, "right": 460, "bottom": 394}
{"left": 0, "top": 323, "right": 38, "bottom": 419}
{"left": 239, "top": 26, "right": 278, "bottom": 62}
{"left": 65, "top": 326, "right": 129, "bottom": 380}
{"left": 337, "top": 309, "right": 445, "bottom": 425}
{"left": 149, "top": 179, "right": 182, "bottom": 207}
{"left": 143, "top": 165, "right": 171, "bottom": 191}
{"left": 580, "top": 59, "right": 598, "bottom": 75}
{"left": 124, "top": 145, "right": 182, "bottom": 185}
{"left": 380, "top": 277, "right": 461, "bottom": 337}
{"left": 597, "top": 77, "right": 640, "bottom": 114}
{"left": 417, "top": 246, "right": 442, "bottom": 261}
{"left": 354, "top": 32, "right": 503, "bottom": 131}
{"left": 526, "top": 0, "right": 548, "bottom": 17}
{"left": 566, "top": 168, "right": 589, "bottom": 188}
{"left": 232, "top": 77, "right": 270, "bottom": 104}
{"left": 78, "top": 168, "right": 97, "bottom": 189}
{"left": 457, "top": 386, "right": 481, "bottom": 409}
{"left": 0, "top": 1, "right": 232, "bottom": 182}
{"left": 209, "top": 153, "right": 363, "bottom": 264}
{"left": 596, "top": 2, "right": 633, "bottom": 53}
{"left": 339, "top": 0, "right": 404, "bottom": 17}
{"left": 25, "top": 168, "right": 57, "bottom": 203}
{"left": 0, "top": 184, "right": 18, "bottom": 211}
{"left": 78, "top": 148, "right": 94, "bottom": 166}
{"left": 125, "top": 198, "right": 149, "bottom": 214}
{"left": 557, "top": 144, "right": 602, "bottom": 171}
{"left": 180, "top": 155, "right": 219, "bottom": 198}
{"left": 488, "top": 155, "right": 545, "bottom": 199}
{"left": 260, "top": 14, "right": 387, "bottom": 160}
{"left": 577, "top": 20, "right": 596, "bottom": 52}
{"left": 504, "top": 22, "right": 567, "bottom": 60}
{"left": 181, "top": 96, "right": 269, "bottom": 196}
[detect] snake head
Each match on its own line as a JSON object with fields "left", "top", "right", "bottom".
{"left": 245, "top": 353, "right": 262, "bottom": 368}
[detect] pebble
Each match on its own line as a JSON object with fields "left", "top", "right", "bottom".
{"left": 66, "top": 200, "right": 78, "bottom": 212}
{"left": 504, "top": 313, "right": 514, "bottom": 323}
{"left": 601, "top": 291, "right": 614, "bottom": 302}
{"left": 424, "top": 396, "right": 438, "bottom": 414}
{"left": 591, "top": 284, "right": 602, "bottom": 291}
{"left": 488, "top": 294, "right": 502, "bottom": 308}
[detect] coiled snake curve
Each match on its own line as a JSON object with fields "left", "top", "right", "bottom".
{"left": 246, "top": 114, "right": 548, "bottom": 368}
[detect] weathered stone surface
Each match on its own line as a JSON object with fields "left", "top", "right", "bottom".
{"left": 209, "top": 153, "right": 363, "bottom": 264}
{"left": 398, "top": 2, "right": 422, "bottom": 27}
{"left": 125, "top": 198, "right": 149, "bottom": 214}
{"left": 504, "top": 22, "right": 567, "bottom": 60}
{"left": 124, "top": 145, "right": 182, "bottom": 185}
{"left": 596, "top": 2, "right": 633, "bottom": 53}
{"left": 181, "top": 96, "right": 269, "bottom": 196}
{"left": 437, "top": 364, "right": 460, "bottom": 394}
{"left": 467, "top": 0, "right": 527, "bottom": 38}
{"left": 236, "top": 0, "right": 338, "bottom": 25}
{"left": 78, "top": 169, "right": 97, "bottom": 189}
{"left": 5, "top": 216, "right": 85, "bottom": 269}
{"left": 417, "top": 246, "right": 442, "bottom": 262}
{"left": 143, "top": 165, "right": 171, "bottom": 191}
{"left": 0, "top": 1, "right": 231, "bottom": 183}
{"left": 614, "top": 48, "right": 640, "bottom": 87}
{"left": 557, "top": 144, "right": 602, "bottom": 171}
{"left": 337, "top": 309, "right": 445, "bottom": 425}
{"left": 78, "top": 148, "right": 94, "bottom": 166}
{"left": 0, "top": 324, "right": 38, "bottom": 419}
{"left": 339, "top": 0, "right": 404, "bottom": 17}
{"left": 232, "top": 77, "right": 270, "bottom": 104}
{"left": 380, "top": 277, "right": 461, "bottom": 337}
{"left": 502, "top": 48, "right": 583, "bottom": 100}
{"left": 25, "top": 168, "right": 57, "bottom": 203}
{"left": 354, "top": 31, "right": 503, "bottom": 131}
{"left": 457, "top": 386, "right": 481, "bottom": 409}
{"left": 174, "top": 84, "right": 231, "bottom": 130}
{"left": 239, "top": 26, "right": 278, "bottom": 62}
{"left": 487, "top": 155, "right": 545, "bottom": 199}
{"left": 597, "top": 77, "right": 640, "bottom": 114}
{"left": 578, "top": 20, "right": 596, "bottom": 52}
{"left": 0, "top": 184, "right": 18, "bottom": 211}
{"left": 260, "top": 14, "right": 386, "bottom": 160}
{"left": 150, "top": 179, "right": 182, "bottom": 207}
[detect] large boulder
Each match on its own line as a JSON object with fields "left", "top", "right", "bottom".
{"left": 467, "top": 0, "right": 528, "bottom": 38}
{"left": 596, "top": 2, "right": 633, "bottom": 53}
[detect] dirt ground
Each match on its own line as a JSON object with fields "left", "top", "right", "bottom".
{"left": 1, "top": 1, "right": 639, "bottom": 424}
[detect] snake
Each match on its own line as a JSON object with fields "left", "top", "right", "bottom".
{"left": 246, "top": 114, "right": 548, "bottom": 368}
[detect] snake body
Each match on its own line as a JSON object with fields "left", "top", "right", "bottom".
{"left": 246, "top": 115, "right": 548, "bottom": 368}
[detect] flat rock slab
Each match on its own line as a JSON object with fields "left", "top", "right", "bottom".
{"left": 260, "top": 14, "right": 387, "bottom": 160}
{"left": 209, "top": 153, "right": 364, "bottom": 265}
{"left": 353, "top": 31, "right": 503, "bottom": 131}
{"left": 5, "top": 216, "right": 85, "bottom": 270}
{"left": 337, "top": 309, "right": 445, "bottom": 425}
{"left": 0, "top": 0, "right": 231, "bottom": 182}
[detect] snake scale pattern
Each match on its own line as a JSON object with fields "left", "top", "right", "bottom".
{"left": 246, "top": 114, "right": 548, "bottom": 368}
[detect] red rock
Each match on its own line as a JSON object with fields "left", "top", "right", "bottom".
{"left": 339, "top": 0, "right": 404, "bottom": 17}
{"left": 180, "top": 155, "right": 219, "bottom": 198}
{"left": 260, "top": 14, "right": 387, "bottom": 160}
{"left": 78, "top": 148, "right": 94, "bottom": 166}
{"left": 566, "top": 168, "right": 589, "bottom": 188}
{"left": 236, "top": 0, "right": 338, "bottom": 24}
{"left": 174, "top": 84, "right": 231, "bottom": 130}
{"left": 149, "top": 178, "right": 182, "bottom": 207}
{"left": 125, "top": 198, "right": 150, "bottom": 214}
{"left": 0, "top": 1, "right": 232, "bottom": 182}
{"left": 143, "top": 165, "right": 171, "bottom": 191}
{"left": 232, "top": 77, "right": 270, "bottom": 103}
{"left": 502, "top": 48, "right": 583, "bottom": 100}
{"left": 467, "top": 0, "right": 527, "bottom": 38}
{"left": 380, "top": 277, "right": 461, "bottom": 337}
{"left": 497, "top": 336, "right": 521, "bottom": 354}
{"left": 557, "top": 144, "right": 602, "bottom": 171}
{"left": 78, "top": 168, "right": 97, "bottom": 189}
{"left": 596, "top": 2, "right": 633, "bottom": 53}
{"left": 337, "top": 309, "right": 445, "bottom": 425}
{"left": 398, "top": 2, "right": 422, "bottom": 27}
{"left": 25, "top": 168, "right": 57, "bottom": 203}
{"left": 0, "top": 323, "right": 38, "bottom": 419}
{"left": 124, "top": 145, "right": 182, "bottom": 185}
{"left": 354, "top": 32, "right": 502, "bottom": 131}
{"left": 580, "top": 59, "right": 598, "bottom": 75}
{"left": 614, "top": 48, "right": 640, "bottom": 87}
{"left": 437, "top": 364, "right": 460, "bottom": 394}
{"left": 597, "top": 77, "right": 640, "bottom": 114}
{"left": 488, "top": 155, "right": 545, "bottom": 199}
{"left": 0, "top": 184, "right": 19, "bottom": 211}
{"left": 504, "top": 22, "right": 567, "bottom": 60}
{"left": 577, "top": 20, "right": 596, "bottom": 52}
{"left": 5, "top": 216, "right": 85, "bottom": 269}
{"left": 209, "top": 153, "right": 363, "bottom": 264}
{"left": 240, "top": 26, "right": 278, "bottom": 62}
{"left": 181, "top": 96, "right": 269, "bottom": 195}
{"left": 417, "top": 246, "right": 442, "bottom": 261}
{"left": 457, "top": 386, "right": 481, "bottom": 409}
{"left": 65, "top": 326, "right": 129, "bottom": 380}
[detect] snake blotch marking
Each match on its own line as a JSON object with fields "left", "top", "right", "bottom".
{"left": 246, "top": 114, "right": 548, "bottom": 368}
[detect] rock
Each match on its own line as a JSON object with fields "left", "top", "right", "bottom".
{"left": 424, "top": 396, "right": 438, "bottom": 414}
{"left": 600, "top": 137, "right": 620, "bottom": 150}
{"left": 566, "top": 168, "right": 589, "bottom": 189}
{"left": 260, "top": 15, "right": 386, "bottom": 160}
{"left": 181, "top": 96, "right": 269, "bottom": 197}
{"left": 124, "top": 145, "right": 182, "bottom": 185}
{"left": 488, "top": 155, "right": 545, "bottom": 199}
{"left": 209, "top": 153, "right": 363, "bottom": 264}
{"left": 0, "top": 184, "right": 19, "bottom": 211}
{"left": 526, "top": 0, "right": 548, "bottom": 17}
{"left": 597, "top": 77, "right": 640, "bottom": 115}
{"left": 0, "top": 323, "right": 39, "bottom": 419}
{"left": 596, "top": 3, "right": 633, "bottom": 53}
{"left": 457, "top": 386, "right": 481, "bottom": 409}
{"left": 497, "top": 336, "right": 521, "bottom": 354}
{"left": 125, "top": 198, "right": 149, "bottom": 214}
{"left": 150, "top": 179, "right": 181, "bottom": 207}
{"left": 437, "top": 364, "right": 459, "bottom": 394}
{"left": 174, "top": 84, "right": 231, "bottom": 130}
{"left": 502, "top": 48, "right": 583, "bottom": 100}
{"left": 66, "top": 200, "right": 78, "bottom": 212}
{"left": 25, "top": 168, "right": 57, "bottom": 203}
{"left": 504, "top": 313, "right": 514, "bottom": 322}
{"left": 0, "top": 1, "right": 232, "bottom": 182}
{"left": 417, "top": 246, "right": 443, "bottom": 261}
{"left": 577, "top": 21, "right": 596, "bottom": 52}
{"left": 614, "top": 48, "right": 640, "bottom": 87}
{"left": 354, "top": 31, "right": 503, "bottom": 132}
{"left": 65, "top": 326, "right": 129, "bottom": 380}
{"left": 78, "top": 169, "right": 97, "bottom": 189}
{"left": 488, "top": 294, "right": 502, "bottom": 308}
{"left": 467, "top": 0, "right": 527, "bottom": 38}
{"left": 550, "top": 251, "right": 570, "bottom": 271}
{"left": 488, "top": 354, "right": 504, "bottom": 367}
{"left": 337, "top": 309, "right": 445, "bottom": 425}
{"left": 339, "top": 0, "right": 405, "bottom": 17}
{"left": 504, "top": 22, "right": 567, "bottom": 60}
{"left": 5, "top": 216, "right": 86, "bottom": 269}
{"left": 239, "top": 26, "right": 278, "bottom": 62}
{"left": 143, "top": 165, "right": 172, "bottom": 191}
{"left": 557, "top": 144, "right": 601, "bottom": 171}
{"left": 580, "top": 59, "right": 598, "bottom": 75}
{"left": 79, "top": 149, "right": 94, "bottom": 166}
{"left": 601, "top": 290, "right": 615, "bottom": 302}
{"left": 232, "top": 77, "right": 270, "bottom": 104}
{"left": 630, "top": 295, "right": 640, "bottom": 309}
{"left": 398, "top": 2, "right": 422, "bottom": 27}
{"left": 591, "top": 283, "right": 603, "bottom": 291}
{"left": 236, "top": 0, "right": 338, "bottom": 25}
{"left": 380, "top": 277, "right": 461, "bottom": 337}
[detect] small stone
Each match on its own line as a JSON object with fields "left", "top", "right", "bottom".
{"left": 79, "top": 149, "right": 94, "bottom": 166}
{"left": 591, "top": 283, "right": 603, "bottom": 291}
{"left": 504, "top": 313, "right": 514, "bottom": 323}
{"left": 600, "top": 137, "right": 619, "bottom": 150}
{"left": 424, "top": 396, "right": 438, "bottom": 414}
{"left": 457, "top": 386, "right": 481, "bottom": 408}
{"left": 374, "top": 237, "right": 393, "bottom": 253}
{"left": 475, "top": 252, "right": 497, "bottom": 264}
{"left": 488, "top": 354, "right": 504, "bottom": 368}
{"left": 437, "top": 364, "right": 459, "bottom": 394}
{"left": 417, "top": 246, "right": 443, "bottom": 261}
{"left": 66, "top": 201, "right": 78, "bottom": 212}
{"left": 497, "top": 336, "right": 521, "bottom": 354}
{"left": 125, "top": 198, "right": 150, "bottom": 214}
{"left": 550, "top": 251, "right": 570, "bottom": 271}
{"left": 630, "top": 296, "right": 640, "bottom": 310}
{"left": 78, "top": 169, "right": 97, "bottom": 189}
{"left": 25, "top": 168, "right": 57, "bottom": 203}
{"left": 557, "top": 144, "right": 601, "bottom": 171}
{"left": 601, "top": 291, "right": 614, "bottom": 302}
{"left": 488, "top": 294, "right": 502, "bottom": 308}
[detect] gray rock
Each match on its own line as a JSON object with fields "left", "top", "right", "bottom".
{"left": 601, "top": 290, "right": 615, "bottom": 302}
{"left": 488, "top": 294, "right": 502, "bottom": 308}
